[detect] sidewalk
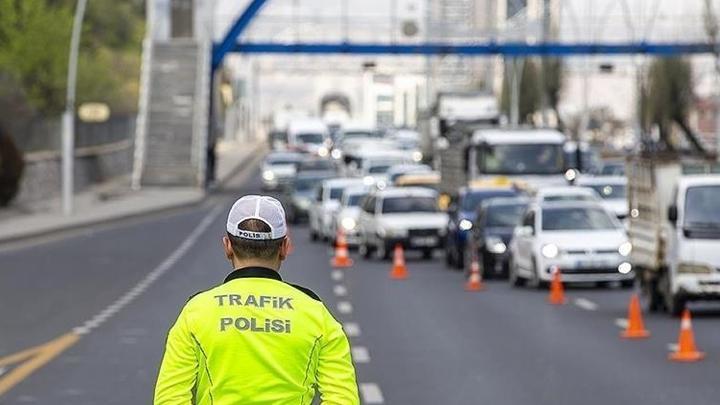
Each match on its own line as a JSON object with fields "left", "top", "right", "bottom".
{"left": 0, "top": 138, "right": 265, "bottom": 244}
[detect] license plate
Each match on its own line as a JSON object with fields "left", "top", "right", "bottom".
{"left": 412, "top": 237, "right": 437, "bottom": 246}
{"left": 576, "top": 260, "right": 608, "bottom": 269}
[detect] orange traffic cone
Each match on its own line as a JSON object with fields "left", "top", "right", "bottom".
{"left": 548, "top": 266, "right": 566, "bottom": 305}
{"left": 668, "top": 309, "right": 705, "bottom": 362}
{"left": 465, "top": 254, "right": 485, "bottom": 291}
{"left": 621, "top": 294, "right": 650, "bottom": 339}
{"left": 389, "top": 244, "right": 409, "bottom": 280}
{"left": 331, "top": 229, "right": 353, "bottom": 268}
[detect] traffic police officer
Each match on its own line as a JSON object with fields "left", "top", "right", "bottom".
{"left": 154, "top": 195, "right": 359, "bottom": 404}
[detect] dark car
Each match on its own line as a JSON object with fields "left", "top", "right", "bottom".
{"left": 282, "top": 171, "right": 336, "bottom": 224}
{"left": 465, "top": 197, "right": 529, "bottom": 278}
{"left": 445, "top": 186, "right": 521, "bottom": 270}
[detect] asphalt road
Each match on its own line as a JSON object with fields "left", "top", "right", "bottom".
{"left": 1, "top": 164, "right": 720, "bottom": 404}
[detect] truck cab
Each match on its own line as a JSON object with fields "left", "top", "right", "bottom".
{"left": 468, "top": 129, "right": 568, "bottom": 190}
{"left": 628, "top": 157, "right": 720, "bottom": 314}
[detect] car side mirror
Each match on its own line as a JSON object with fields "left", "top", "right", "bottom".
{"left": 667, "top": 205, "right": 678, "bottom": 225}
{"left": 517, "top": 226, "right": 533, "bottom": 237}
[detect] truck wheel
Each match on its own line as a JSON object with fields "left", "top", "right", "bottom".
{"left": 444, "top": 245, "right": 454, "bottom": 267}
{"left": 454, "top": 247, "right": 465, "bottom": 270}
{"left": 509, "top": 258, "right": 525, "bottom": 287}
{"left": 666, "top": 294, "right": 686, "bottom": 317}
{"left": 359, "top": 239, "right": 374, "bottom": 259}
{"left": 621, "top": 280, "right": 635, "bottom": 289}
{"left": 310, "top": 229, "right": 318, "bottom": 241}
{"left": 422, "top": 248, "right": 434, "bottom": 260}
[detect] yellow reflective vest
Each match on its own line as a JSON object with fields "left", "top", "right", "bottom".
{"left": 154, "top": 267, "right": 359, "bottom": 405}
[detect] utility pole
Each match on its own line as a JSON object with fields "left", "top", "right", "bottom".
{"left": 61, "top": 0, "right": 89, "bottom": 216}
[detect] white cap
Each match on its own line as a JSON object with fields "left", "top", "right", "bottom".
{"left": 226, "top": 195, "right": 287, "bottom": 240}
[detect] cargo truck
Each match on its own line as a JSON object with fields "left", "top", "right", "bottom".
{"left": 628, "top": 155, "right": 720, "bottom": 315}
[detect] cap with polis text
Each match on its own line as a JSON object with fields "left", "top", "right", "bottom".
{"left": 226, "top": 195, "right": 287, "bottom": 240}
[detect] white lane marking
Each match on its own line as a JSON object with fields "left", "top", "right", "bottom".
{"left": 574, "top": 298, "right": 598, "bottom": 311}
{"left": 344, "top": 322, "right": 361, "bottom": 337}
{"left": 668, "top": 343, "right": 679, "bottom": 352}
{"left": 72, "top": 204, "right": 225, "bottom": 335}
{"left": 0, "top": 367, "right": 5, "bottom": 377}
{"left": 337, "top": 301, "right": 353, "bottom": 314}
{"left": 331, "top": 271, "right": 343, "bottom": 281}
{"left": 614, "top": 318, "right": 629, "bottom": 329}
{"left": 333, "top": 285, "right": 348, "bottom": 297}
{"left": 360, "top": 383, "right": 385, "bottom": 404}
{"left": 352, "top": 346, "right": 371, "bottom": 363}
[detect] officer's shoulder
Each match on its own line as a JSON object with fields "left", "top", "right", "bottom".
{"left": 286, "top": 283, "right": 322, "bottom": 302}
{"left": 185, "top": 284, "right": 222, "bottom": 305}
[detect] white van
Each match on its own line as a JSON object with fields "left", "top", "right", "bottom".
{"left": 287, "top": 119, "right": 330, "bottom": 156}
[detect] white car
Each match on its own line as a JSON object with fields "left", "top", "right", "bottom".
{"left": 260, "top": 152, "right": 303, "bottom": 191}
{"left": 329, "top": 186, "right": 371, "bottom": 247}
{"left": 386, "top": 163, "right": 433, "bottom": 185}
{"left": 357, "top": 187, "right": 448, "bottom": 260}
{"left": 576, "top": 176, "right": 628, "bottom": 219}
{"left": 287, "top": 119, "right": 330, "bottom": 156}
{"left": 509, "top": 201, "right": 634, "bottom": 287}
{"left": 357, "top": 152, "right": 415, "bottom": 187}
{"left": 308, "top": 178, "right": 365, "bottom": 241}
{"left": 532, "top": 186, "right": 602, "bottom": 204}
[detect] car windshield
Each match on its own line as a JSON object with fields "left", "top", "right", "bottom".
{"left": 299, "top": 160, "right": 334, "bottom": 171}
{"left": 345, "top": 194, "right": 366, "bottom": 207}
{"left": 329, "top": 187, "right": 344, "bottom": 200}
{"left": 585, "top": 184, "right": 626, "bottom": 200}
{"left": 600, "top": 162, "right": 625, "bottom": 176}
{"left": 684, "top": 186, "right": 720, "bottom": 229}
{"left": 269, "top": 131, "right": 287, "bottom": 142}
{"left": 296, "top": 133, "right": 325, "bottom": 144}
{"left": 486, "top": 204, "right": 526, "bottom": 227}
{"left": 382, "top": 197, "right": 437, "bottom": 213}
{"left": 368, "top": 165, "right": 392, "bottom": 174}
{"left": 542, "top": 194, "right": 596, "bottom": 202}
{"left": 389, "top": 167, "right": 430, "bottom": 183}
{"left": 478, "top": 143, "right": 564, "bottom": 175}
{"left": 267, "top": 156, "right": 300, "bottom": 166}
{"left": 294, "top": 177, "right": 325, "bottom": 191}
{"left": 542, "top": 207, "right": 619, "bottom": 231}
{"left": 343, "top": 131, "right": 381, "bottom": 139}
{"left": 461, "top": 190, "right": 518, "bottom": 211}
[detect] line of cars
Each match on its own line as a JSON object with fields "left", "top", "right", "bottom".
{"left": 263, "top": 122, "right": 639, "bottom": 292}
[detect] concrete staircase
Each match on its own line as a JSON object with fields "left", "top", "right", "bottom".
{"left": 133, "top": 40, "right": 210, "bottom": 187}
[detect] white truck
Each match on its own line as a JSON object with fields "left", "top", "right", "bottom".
{"left": 628, "top": 156, "right": 720, "bottom": 315}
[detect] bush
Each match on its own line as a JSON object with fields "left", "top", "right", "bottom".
{"left": 0, "top": 125, "right": 24, "bottom": 206}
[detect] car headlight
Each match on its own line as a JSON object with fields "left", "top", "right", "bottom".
{"left": 541, "top": 243, "right": 559, "bottom": 259}
{"left": 318, "top": 146, "right": 329, "bottom": 157}
{"left": 678, "top": 263, "right": 713, "bottom": 274}
{"left": 618, "top": 262, "right": 632, "bottom": 274}
{"left": 485, "top": 236, "right": 507, "bottom": 254}
{"left": 618, "top": 242, "right": 632, "bottom": 257}
{"left": 459, "top": 219, "right": 473, "bottom": 231}
{"left": 331, "top": 149, "right": 342, "bottom": 160}
{"left": 295, "top": 198, "right": 311, "bottom": 209}
{"left": 412, "top": 151, "right": 423, "bottom": 162}
{"left": 262, "top": 170, "right": 275, "bottom": 181}
{"left": 376, "top": 180, "right": 387, "bottom": 190}
{"left": 341, "top": 217, "right": 356, "bottom": 231}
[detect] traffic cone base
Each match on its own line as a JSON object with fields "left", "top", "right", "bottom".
{"left": 465, "top": 258, "right": 485, "bottom": 292}
{"left": 668, "top": 309, "right": 705, "bottom": 362}
{"left": 621, "top": 294, "right": 650, "bottom": 339}
{"left": 548, "top": 267, "right": 566, "bottom": 305}
{"left": 390, "top": 244, "right": 409, "bottom": 280}
{"left": 331, "top": 230, "right": 353, "bottom": 268}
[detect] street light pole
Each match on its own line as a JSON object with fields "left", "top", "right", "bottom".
{"left": 61, "top": 0, "right": 89, "bottom": 216}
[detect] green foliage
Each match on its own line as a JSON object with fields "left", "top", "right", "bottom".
{"left": 0, "top": 0, "right": 73, "bottom": 114}
{"left": 0, "top": 0, "right": 144, "bottom": 116}
{"left": 644, "top": 57, "right": 707, "bottom": 154}
{"left": 501, "top": 58, "right": 541, "bottom": 124}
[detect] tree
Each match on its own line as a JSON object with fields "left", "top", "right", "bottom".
{"left": 541, "top": 57, "right": 564, "bottom": 130}
{"left": 644, "top": 57, "right": 708, "bottom": 155}
{"left": 501, "top": 58, "right": 541, "bottom": 124}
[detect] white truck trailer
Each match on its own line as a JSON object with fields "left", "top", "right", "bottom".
{"left": 628, "top": 155, "right": 720, "bottom": 315}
